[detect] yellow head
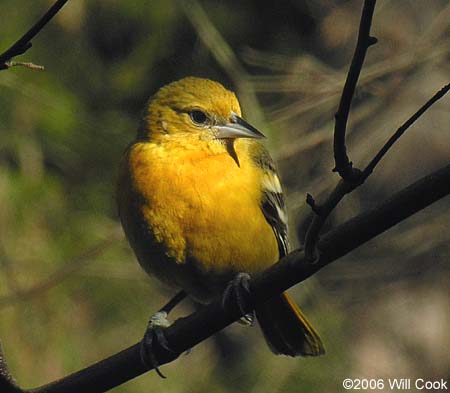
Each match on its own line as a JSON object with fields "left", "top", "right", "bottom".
{"left": 139, "top": 77, "right": 264, "bottom": 143}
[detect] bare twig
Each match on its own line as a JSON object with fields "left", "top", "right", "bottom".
{"left": 333, "top": 0, "right": 377, "bottom": 180}
{"left": 361, "top": 82, "right": 450, "bottom": 180}
{"left": 0, "top": 0, "right": 69, "bottom": 70}
{"left": 303, "top": 1, "right": 450, "bottom": 263}
{"left": 304, "top": 0, "right": 377, "bottom": 261}
{"left": 304, "top": 81, "right": 449, "bottom": 261}
{"left": 306, "top": 193, "right": 321, "bottom": 215}
{"left": 2, "top": 163, "right": 448, "bottom": 393}
{"left": 3, "top": 61, "right": 45, "bottom": 70}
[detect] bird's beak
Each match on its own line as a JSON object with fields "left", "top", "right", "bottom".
{"left": 215, "top": 113, "right": 266, "bottom": 140}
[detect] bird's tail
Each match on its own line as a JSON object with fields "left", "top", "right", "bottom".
{"left": 255, "top": 292, "right": 325, "bottom": 357}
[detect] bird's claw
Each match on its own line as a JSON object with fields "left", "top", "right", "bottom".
{"left": 150, "top": 311, "right": 171, "bottom": 328}
{"left": 140, "top": 311, "right": 174, "bottom": 378}
{"left": 237, "top": 312, "right": 255, "bottom": 326}
{"left": 222, "top": 272, "right": 253, "bottom": 324}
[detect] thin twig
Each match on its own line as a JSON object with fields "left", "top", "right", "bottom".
{"left": 304, "top": 180, "right": 355, "bottom": 261}
{"left": 304, "top": 81, "right": 449, "bottom": 261}
{"left": 304, "top": 0, "right": 377, "bottom": 261}
{"left": 333, "top": 0, "right": 377, "bottom": 180}
{"left": 361, "top": 82, "right": 450, "bottom": 180}
{"left": 0, "top": 0, "right": 69, "bottom": 70}
{"left": 3, "top": 61, "right": 45, "bottom": 70}
{"left": 303, "top": 1, "right": 450, "bottom": 263}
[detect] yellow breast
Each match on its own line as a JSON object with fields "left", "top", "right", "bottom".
{"left": 118, "top": 135, "right": 279, "bottom": 296}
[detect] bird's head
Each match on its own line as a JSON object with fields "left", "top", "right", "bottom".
{"left": 140, "top": 77, "right": 265, "bottom": 143}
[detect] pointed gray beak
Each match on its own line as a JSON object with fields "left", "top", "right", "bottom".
{"left": 215, "top": 113, "right": 266, "bottom": 140}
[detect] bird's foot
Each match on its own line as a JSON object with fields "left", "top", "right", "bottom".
{"left": 237, "top": 311, "right": 255, "bottom": 326}
{"left": 222, "top": 272, "right": 253, "bottom": 325}
{"left": 150, "top": 311, "right": 172, "bottom": 329}
{"left": 140, "top": 311, "right": 174, "bottom": 378}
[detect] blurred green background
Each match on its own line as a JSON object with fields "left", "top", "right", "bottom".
{"left": 0, "top": 1, "right": 449, "bottom": 392}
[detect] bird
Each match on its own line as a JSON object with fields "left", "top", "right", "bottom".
{"left": 117, "top": 76, "right": 324, "bottom": 357}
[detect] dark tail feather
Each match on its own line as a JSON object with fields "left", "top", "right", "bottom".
{"left": 255, "top": 292, "right": 325, "bottom": 357}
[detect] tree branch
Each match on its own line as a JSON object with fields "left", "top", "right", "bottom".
{"left": 361, "top": 82, "right": 450, "bottom": 180}
{"left": 333, "top": 0, "right": 377, "bottom": 180}
{"left": 303, "top": 0, "right": 377, "bottom": 261}
{"left": 2, "top": 163, "right": 449, "bottom": 393}
{"left": 304, "top": 81, "right": 449, "bottom": 261}
{"left": 0, "top": 0, "right": 69, "bottom": 71}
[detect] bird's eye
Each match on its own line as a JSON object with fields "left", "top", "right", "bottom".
{"left": 189, "top": 110, "right": 208, "bottom": 125}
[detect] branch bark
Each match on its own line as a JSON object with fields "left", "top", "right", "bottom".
{"left": 304, "top": 0, "right": 377, "bottom": 261}
{"left": 333, "top": 0, "right": 377, "bottom": 179}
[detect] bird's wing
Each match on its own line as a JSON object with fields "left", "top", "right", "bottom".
{"left": 251, "top": 145, "right": 289, "bottom": 258}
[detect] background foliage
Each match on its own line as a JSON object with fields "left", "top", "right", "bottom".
{"left": 0, "top": 1, "right": 449, "bottom": 392}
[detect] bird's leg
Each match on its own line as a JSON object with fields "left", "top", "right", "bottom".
{"left": 140, "top": 290, "right": 187, "bottom": 378}
{"left": 222, "top": 273, "right": 255, "bottom": 326}
{"left": 237, "top": 312, "right": 255, "bottom": 326}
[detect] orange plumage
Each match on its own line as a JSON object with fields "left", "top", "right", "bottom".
{"left": 117, "top": 77, "right": 324, "bottom": 356}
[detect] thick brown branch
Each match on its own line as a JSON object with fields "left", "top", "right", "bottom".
{"left": 333, "top": 0, "right": 377, "bottom": 179}
{"left": 0, "top": 0, "right": 69, "bottom": 70}
{"left": 5, "top": 163, "right": 448, "bottom": 393}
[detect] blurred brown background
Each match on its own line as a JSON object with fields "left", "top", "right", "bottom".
{"left": 0, "top": 1, "right": 449, "bottom": 392}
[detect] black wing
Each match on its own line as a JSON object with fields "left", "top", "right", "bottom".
{"left": 252, "top": 146, "right": 289, "bottom": 258}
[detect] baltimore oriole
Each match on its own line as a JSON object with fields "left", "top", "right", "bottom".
{"left": 117, "top": 77, "right": 324, "bottom": 357}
